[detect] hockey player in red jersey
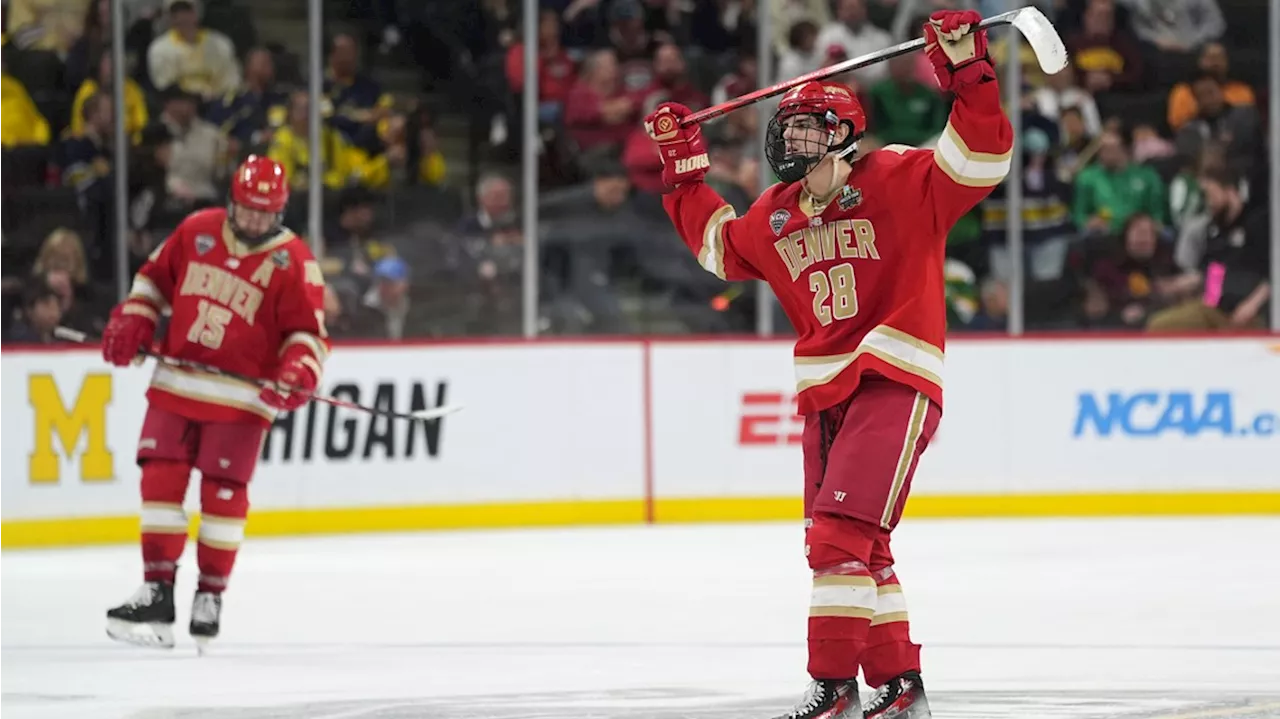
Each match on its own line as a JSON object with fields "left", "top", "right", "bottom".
{"left": 102, "top": 155, "right": 330, "bottom": 652}
{"left": 645, "top": 10, "right": 1011, "bottom": 719}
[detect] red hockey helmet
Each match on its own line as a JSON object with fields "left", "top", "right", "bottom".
{"left": 228, "top": 155, "right": 289, "bottom": 244}
{"left": 766, "top": 81, "right": 867, "bottom": 183}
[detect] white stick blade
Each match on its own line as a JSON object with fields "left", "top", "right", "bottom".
{"left": 411, "top": 405, "right": 463, "bottom": 421}
{"left": 53, "top": 326, "right": 89, "bottom": 343}
{"left": 1010, "top": 7, "right": 1069, "bottom": 75}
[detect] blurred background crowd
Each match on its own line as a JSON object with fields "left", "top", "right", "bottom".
{"left": 1, "top": 0, "right": 1273, "bottom": 344}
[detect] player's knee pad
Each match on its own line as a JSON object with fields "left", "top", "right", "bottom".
{"left": 200, "top": 476, "right": 249, "bottom": 521}
{"left": 140, "top": 460, "right": 192, "bottom": 503}
{"left": 806, "top": 512, "right": 878, "bottom": 570}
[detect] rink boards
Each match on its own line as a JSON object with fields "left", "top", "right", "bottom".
{"left": 3, "top": 337, "right": 1279, "bottom": 547}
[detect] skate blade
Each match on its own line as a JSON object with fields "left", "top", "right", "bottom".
{"left": 194, "top": 635, "right": 214, "bottom": 656}
{"left": 106, "top": 618, "right": 175, "bottom": 649}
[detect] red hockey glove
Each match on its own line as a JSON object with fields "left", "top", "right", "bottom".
{"left": 923, "top": 10, "right": 995, "bottom": 92}
{"left": 101, "top": 302, "right": 157, "bottom": 367}
{"left": 259, "top": 346, "right": 320, "bottom": 413}
{"left": 644, "top": 102, "right": 709, "bottom": 190}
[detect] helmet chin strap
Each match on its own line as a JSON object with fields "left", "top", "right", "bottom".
{"left": 806, "top": 137, "right": 859, "bottom": 204}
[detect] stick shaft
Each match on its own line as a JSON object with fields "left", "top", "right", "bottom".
{"left": 680, "top": 11, "right": 1019, "bottom": 126}
{"left": 52, "top": 327, "right": 455, "bottom": 422}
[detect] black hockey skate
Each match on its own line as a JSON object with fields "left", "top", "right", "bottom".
{"left": 863, "top": 671, "right": 931, "bottom": 719}
{"left": 772, "top": 679, "right": 864, "bottom": 719}
{"left": 106, "top": 581, "right": 176, "bottom": 649}
{"left": 189, "top": 591, "right": 222, "bottom": 655}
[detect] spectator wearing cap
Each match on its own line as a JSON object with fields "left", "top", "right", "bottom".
{"left": 1066, "top": 0, "right": 1144, "bottom": 94}
{"left": 1073, "top": 129, "right": 1166, "bottom": 236}
{"left": 205, "top": 47, "right": 288, "bottom": 154}
{"left": 1167, "top": 42, "right": 1255, "bottom": 132}
{"left": 158, "top": 86, "right": 229, "bottom": 207}
{"left": 369, "top": 256, "right": 410, "bottom": 340}
{"left": 71, "top": 50, "right": 149, "bottom": 144}
{"left": 5, "top": 278, "right": 64, "bottom": 344}
{"left": 1, "top": 50, "right": 51, "bottom": 147}
{"left": 814, "top": 0, "right": 893, "bottom": 87}
{"left": 607, "top": 0, "right": 657, "bottom": 93}
{"left": 147, "top": 0, "right": 240, "bottom": 102}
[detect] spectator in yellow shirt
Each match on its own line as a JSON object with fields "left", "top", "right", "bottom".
{"left": 71, "top": 51, "right": 148, "bottom": 143}
{"left": 146, "top": 0, "right": 240, "bottom": 102}
{"left": 1, "top": 64, "right": 52, "bottom": 147}
{"left": 5, "top": 0, "right": 92, "bottom": 55}
{"left": 268, "top": 90, "right": 389, "bottom": 190}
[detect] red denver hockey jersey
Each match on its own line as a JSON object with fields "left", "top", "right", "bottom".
{"left": 663, "top": 80, "right": 1012, "bottom": 414}
{"left": 125, "top": 208, "right": 330, "bottom": 426}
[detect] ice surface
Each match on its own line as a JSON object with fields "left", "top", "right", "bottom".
{"left": 4, "top": 518, "right": 1280, "bottom": 718}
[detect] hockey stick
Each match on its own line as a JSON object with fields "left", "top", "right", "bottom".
{"left": 52, "top": 326, "right": 463, "bottom": 422}
{"left": 681, "top": 6, "right": 1068, "bottom": 126}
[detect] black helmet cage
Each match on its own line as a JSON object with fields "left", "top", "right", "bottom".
{"left": 765, "top": 105, "right": 863, "bottom": 184}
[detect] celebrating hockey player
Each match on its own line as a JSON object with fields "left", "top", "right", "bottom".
{"left": 645, "top": 10, "right": 1011, "bottom": 719}
{"left": 101, "top": 155, "right": 330, "bottom": 652}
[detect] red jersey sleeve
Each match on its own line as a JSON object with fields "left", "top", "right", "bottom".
{"left": 888, "top": 79, "right": 1013, "bottom": 237}
{"left": 123, "top": 227, "right": 185, "bottom": 323}
{"left": 274, "top": 242, "right": 331, "bottom": 381}
{"left": 661, "top": 182, "right": 765, "bottom": 282}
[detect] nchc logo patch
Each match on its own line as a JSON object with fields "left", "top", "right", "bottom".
{"left": 769, "top": 209, "right": 791, "bottom": 236}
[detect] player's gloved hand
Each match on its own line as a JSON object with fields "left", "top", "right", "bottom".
{"left": 101, "top": 302, "right": 157, "bottom": 367}
{"left": 259, "top": 347, "right": 319, "bottom": 412}
{"left": 923, "top": 9, "right": 995, "bottom": 92}
{"left": 644, "top": 102, "right": 709, "bottom": 189}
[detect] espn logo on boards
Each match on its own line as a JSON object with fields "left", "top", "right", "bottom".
{"left": 739, "top": 392, "right": 802, "bottom": 445}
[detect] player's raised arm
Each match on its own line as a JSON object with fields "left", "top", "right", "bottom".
{"left": 101, "top": 230, "right": 183, "bottom": 367}
{"left": 913, "top": 10, "right": 1014, "bottom": 234}
{"left": 644, "top": 103, "right": 764, "bottom": 282}
{"left": 257, "top": 244, "right": 331, "bottom": 413}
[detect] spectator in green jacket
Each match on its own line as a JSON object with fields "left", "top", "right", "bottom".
{"left": 867, "top": 53, "right": 947, "bottom": 148}
{"left": 1072, "top": 129, "right": 1167, "bottom": 235}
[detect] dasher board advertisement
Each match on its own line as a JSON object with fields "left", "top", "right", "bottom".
{"left": 1, "top": 345, "right": 646, "bottom": 523}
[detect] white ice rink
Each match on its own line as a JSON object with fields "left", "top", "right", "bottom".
{"left": 4, "top": 518, "right": 1280, "bottom": 718}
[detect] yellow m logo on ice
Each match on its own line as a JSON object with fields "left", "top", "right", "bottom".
{"left": 28, "top": 374, "right": 114, "bottom": 483}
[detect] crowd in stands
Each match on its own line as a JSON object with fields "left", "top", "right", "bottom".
{"left": 2, "top": 0, "right": 1272, "bottom": 344}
